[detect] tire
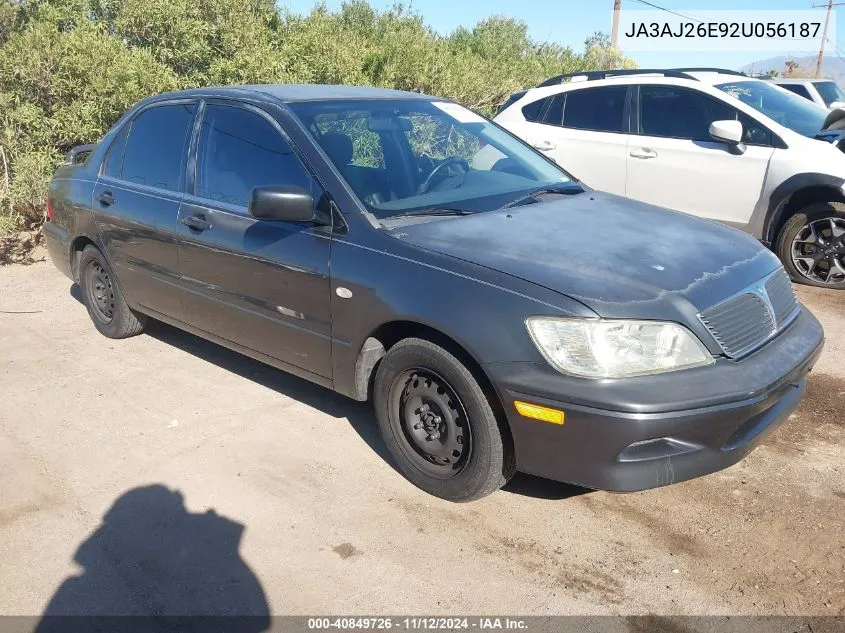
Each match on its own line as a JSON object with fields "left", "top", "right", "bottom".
{"left": 776, "top": 202, "right": 845, "bottom": 289}
{"left": 373, "top": 337, "right": 510, "bottom": 502}
{"left": 78, "top": 245, "right": 147, "bottom": 338}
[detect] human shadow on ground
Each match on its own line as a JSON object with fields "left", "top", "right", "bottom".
{"left": 35, "top": 485, "right": 270, "bottom": 633}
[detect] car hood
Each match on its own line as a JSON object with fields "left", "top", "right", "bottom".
{"left": 391, "top": 192, "right": 783, "bottom": 320}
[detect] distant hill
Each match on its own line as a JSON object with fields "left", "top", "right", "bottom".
{"left": 738, "top": 55, "right": 845, "bottom": 83}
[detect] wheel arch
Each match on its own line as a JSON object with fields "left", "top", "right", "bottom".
{"left": 69, "top": 234, "right": 102, "bottom": 282}
{"left": 350, "top": 320, "right": 515, "bottom": 462}
{"left": 764, "top": 174, "right": 845, "bottom": 245}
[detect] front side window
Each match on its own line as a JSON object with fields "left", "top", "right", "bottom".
{"left": 639, "top": 86, "right": 771, "bottom": 145}
{"left": 196, "top": 104, "right": 313, "bottom": 208}
{"left": 289, "top": 99, "right": 573, "bottom": 221}
{"left": 562, "top": 86, "right": 626, "bottom": 133}
{"left": 813, "top": 81, "right": 845, "bottom": 107}
{"left": 122, "top": 103, "right": 196, "bottom": 192}
{"left": 717, "top": 80, "right": 827, "bottom": 138}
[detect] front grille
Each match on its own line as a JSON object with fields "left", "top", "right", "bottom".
{"left": 699, "top": 268, "right": 800, "bottom": 359}
{"left": 764, "top": 268, "right": 800, "bottom": 325}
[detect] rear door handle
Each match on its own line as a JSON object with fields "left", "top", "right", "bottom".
{"left": 629, "top": 148, "right": 658, "bottom": 159}
{"left": 181, "top": 214, "right": 212, "bottom": 232}
{"left": 95, "top": 191, "right": 115, "bottom": 206}
{"left": 532, "top": 140, "right": 556, "bottom": 151}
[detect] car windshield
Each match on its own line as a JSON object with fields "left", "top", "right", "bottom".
{"left": 715, "top": 80, "right": 827, "bottom": 138}
{"left": 288, "top": 99, "right": 574, "bottom": 221}
{"left": 813, "top": 81, "right": 845, "bottom": 107}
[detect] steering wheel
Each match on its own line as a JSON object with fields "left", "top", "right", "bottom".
{"left": 419, "top": 157, "right": 470, "bottom": 194}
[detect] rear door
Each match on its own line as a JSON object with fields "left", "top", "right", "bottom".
{"left": 93, "top": 101, "right": 197, "bottom": 318}
{"left": 512, "top": 86, "right": 630, "bottom": 195}
{"left": 176, "top": 100, "right": 333, "bottom": 379}
{"left": 625, "top": 85, "right": 775, "bottom": 226}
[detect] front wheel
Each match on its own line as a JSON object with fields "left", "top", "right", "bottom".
{"left": 777, "top": 202, "right": 845, "bottom": 288}
{"left": 373, "top": 338, "right": 510, "bottom": 502}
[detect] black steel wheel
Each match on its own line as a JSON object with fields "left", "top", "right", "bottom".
{"left": 373, "top": 337, "right": 511, "bottom": 502}
{"left": 778, "top": 202, "right": 845, "bottom": 289}
{"left": 85, "top": 259, "right": 116, "bottom": 323}
{"left": 78, "top": 245, "right": 147, "bottom": 338}
{"left": 388, "top": 368, "right": 472, "bottom": 479}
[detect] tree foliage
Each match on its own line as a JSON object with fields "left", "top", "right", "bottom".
{"left": 0, "top": 0, "right": 634, "bottom": 232}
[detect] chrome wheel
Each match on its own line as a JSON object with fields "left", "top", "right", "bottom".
{"left": 791, "top": 217, "right": 845, "bottom": 286}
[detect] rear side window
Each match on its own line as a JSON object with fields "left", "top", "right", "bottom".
{"left": 196, "top": 104, "right": 313, "bottom": 208}
{"left": 778, "top": 84, "right": 813, "bottom": 101}
{"left": 543, "top": 94, "right": 565, "bottom": 125}
{"left": 521, "top": 98, "right": 548, "bottom": 122}
{"left": 562, "top": 86, "right": 627, "bottom": 133}
{"left": 122, "top": 103, "right": 196, "bottom": 192}
{"left": 101, "top": 125, "right": 130, "bottom": 178}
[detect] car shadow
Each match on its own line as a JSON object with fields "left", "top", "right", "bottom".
{"left": 35, "top": 485, "right": 270, "bottom": 632}
{"left": 502, "top": 473, "right": 590, "bottom": 501}
{"left": 69, "top": 284, "right": 593, "bottom": 502}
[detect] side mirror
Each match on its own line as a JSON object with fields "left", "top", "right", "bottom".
{"left": 248, "top": 185, "right": 315, "bottom": 222}
{"left": 709, "top": 119, "right": 746, "bottom": 155}
{"left": 830, "top": 100, "right": 845, "bottom": 110}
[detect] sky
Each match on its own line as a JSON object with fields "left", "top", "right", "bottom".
{"left": 278, "top": 0, "right": 845, "bottom": 71}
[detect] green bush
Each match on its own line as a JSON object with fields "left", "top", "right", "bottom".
{"left": 0, "top": 0, "right": 634, "bottom": 234}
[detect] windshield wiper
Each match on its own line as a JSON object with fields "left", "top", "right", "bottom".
{"left": 387, "top": 207, "right": 476, "bottom": 220}
{"left": 502, "top": 183, "right": 582, "bottom": 209}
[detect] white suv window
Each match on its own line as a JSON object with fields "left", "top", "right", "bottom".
{"left": 561, "top": 86, "right": 627, "bottom": 133}
{"left": 638, "top": 86, "right": 771, "bottom": 146}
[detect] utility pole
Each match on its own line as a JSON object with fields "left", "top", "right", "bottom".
{"left": 813, "top": 0, "right": 845, "bottom": 78}
{"left": 611, "top": 0, "right": 622, "bottom": 48}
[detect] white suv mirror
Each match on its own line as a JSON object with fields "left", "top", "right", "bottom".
{"left": 709, "top": 120, "right": 743, "bottom": 145}
{"left": 829, "top": 100, "right": 845, "bottom": 110}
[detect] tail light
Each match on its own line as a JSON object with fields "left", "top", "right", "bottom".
{"left": 46, "top": 197, "right": 55, "bottom": 221}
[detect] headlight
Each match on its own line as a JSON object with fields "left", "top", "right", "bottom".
{"left": 525, "top": 317, "right": 714, "bottom": 378}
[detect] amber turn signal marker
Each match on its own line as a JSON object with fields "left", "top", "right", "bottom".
{"left": 514, "top": 401, "right": 565, "bottom": 425}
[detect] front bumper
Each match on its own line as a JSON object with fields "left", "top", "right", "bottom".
{"left": 485, "top": 308, "right": 824, "bottom": 492}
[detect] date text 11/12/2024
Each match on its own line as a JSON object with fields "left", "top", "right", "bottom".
{"left": 307, "top": 618, "right": 528, "bottom": 630}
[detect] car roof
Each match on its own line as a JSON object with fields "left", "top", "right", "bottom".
{"left": 146, "top": 84, "right": 437, "bottom": 103}
{"left": 774, "top": 78, "right": 834, "bottom": 84}
{"left": 516, "top": 71, "right": 760, "bottom": 101}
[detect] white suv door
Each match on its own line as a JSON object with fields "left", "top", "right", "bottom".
{"left": 503, "top": 85, "right": 630, "bottom": 196}
{"left": 625, "top": 85, "right": 775, "bottom": 226}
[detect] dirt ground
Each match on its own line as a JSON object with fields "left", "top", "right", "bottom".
{"left": 0, "top": 262, "right": 842, "bottom": 617}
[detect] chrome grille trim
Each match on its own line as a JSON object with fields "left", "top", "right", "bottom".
{"left": 698, "top": 268, "right": 801, "bottom": 359}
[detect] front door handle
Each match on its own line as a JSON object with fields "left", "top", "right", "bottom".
{"left": 532, "top": 140, "right": 556, "bottom": 151}
{"left": 630, "top": 148, "right": 658, "bottom": 159}
{"left": 181, "top": 214, "right": 212, "bottom": 232}
{"left": 95, "top": 191, "right": 115, "bottom": 206}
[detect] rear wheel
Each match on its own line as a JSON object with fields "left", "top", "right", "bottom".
{"left": 373, "top": 338, "right": 510, "bottom": 502}
{"left": 777, "top": 202, "right": 845, "bottom": 289}
{"left": 78, "top": 245, "right": 146, "bottom": 338}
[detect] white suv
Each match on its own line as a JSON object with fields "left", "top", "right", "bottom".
{"left": 495, "top": 68, "right": 845, "bottom": 288}
{"left": 772, "top": 78, "right": 845, "bottom": 110}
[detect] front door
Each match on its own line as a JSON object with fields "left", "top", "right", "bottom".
{"left": 625, "top": 85, "right": 774, "bottom": 227}
{"left": 176, "top": 101, "right": 333, "bottom": 379}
